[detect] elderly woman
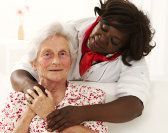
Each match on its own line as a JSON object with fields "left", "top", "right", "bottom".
{"left": 0, "top": 22, "right": 107, "bottom": 133}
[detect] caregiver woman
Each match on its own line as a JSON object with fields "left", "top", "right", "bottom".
{"left": 10, "top": 0, "right": 155, "bottom": 132}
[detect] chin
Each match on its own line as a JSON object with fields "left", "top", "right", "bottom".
{"left": 48, "top": 76, "right": 66, "bottom": 82}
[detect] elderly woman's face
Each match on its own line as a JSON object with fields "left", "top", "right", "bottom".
{"left": 89, "top": 21, "right": 129, "bottom": 55}
{"left": 33, "top": 35, "right": 71, "bottom": 82}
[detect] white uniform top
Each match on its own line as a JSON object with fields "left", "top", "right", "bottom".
{"left": 12, "top": 17, "right": 150, "bottom": 106}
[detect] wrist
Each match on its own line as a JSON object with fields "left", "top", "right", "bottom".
{"left": 80, "top": 105, "right": 91, "bottom": 121}
{"left": 80, "top": 104, "right": 103, "bottom": 121}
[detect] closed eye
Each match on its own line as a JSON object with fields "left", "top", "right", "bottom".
{"left": 111, "top": 38, "right": 119, "bottom": 46}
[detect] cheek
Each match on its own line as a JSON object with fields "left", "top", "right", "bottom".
{"left": 62, "top": 58, "right": 72, "bottom": 70}
{"left": 39, "top": 58, "right": 51, "bottom": 66}
{"left": 36, "top": 59, "right": 50, "bottom": 73}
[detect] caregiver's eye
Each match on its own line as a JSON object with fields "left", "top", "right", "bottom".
{"left": 111, "top": 38, "right": 119, "bottom": 46}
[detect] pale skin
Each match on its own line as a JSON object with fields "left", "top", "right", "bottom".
{"left": 13, "top": 35, "right": 96, "bottom": 133}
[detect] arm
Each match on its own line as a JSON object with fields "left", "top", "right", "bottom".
{"left": 83, "top": 95, "right": 143, "bottom": 122}
{"left": 46, "top": 96, "right": 143, "bottom": 132}
{"left": 10, "top": 69, "right": 38, "bottom": 92}
{"left": 13, "top": 108, "right": 35, "bottom": 133}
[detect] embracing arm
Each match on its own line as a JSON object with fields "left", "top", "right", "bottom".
{"left": 83, "top": 96, "right": 143, "bottom": 122}
{"left": 46, "top": 96, "right": 143, "bottom": 131}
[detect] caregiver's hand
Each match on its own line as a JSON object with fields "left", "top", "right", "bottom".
{"left": 26, "top": 86, "right": 55, "bottom": 120}
{"left": 46, "top": 106, "right": 87, "bottom": 132}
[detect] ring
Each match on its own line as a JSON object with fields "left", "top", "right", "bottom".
{"left": 27, "top": 99, "right": 33, "bottom": 104}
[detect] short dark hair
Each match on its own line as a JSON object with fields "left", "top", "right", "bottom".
{"left": 94, "top": 0, "right": 155, "bottom": 66}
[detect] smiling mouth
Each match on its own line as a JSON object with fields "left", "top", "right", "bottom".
{"left": 49, "top": 69, "right": 63, "bottom": 72}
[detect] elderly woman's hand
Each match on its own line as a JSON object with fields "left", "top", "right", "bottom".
{"left": 46, "top": 106, "right": 87, "bottom": 132}
{"left": 26, "top": 86, "right": 55, "bottom": 120}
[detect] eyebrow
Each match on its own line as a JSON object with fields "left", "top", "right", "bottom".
{"left": 41, "top": 49, "right": 51, "bottom": 53}
{"left": 41, "top": 48, "right": 69, "bottom": 53}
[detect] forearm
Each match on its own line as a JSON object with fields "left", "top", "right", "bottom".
{"left": 10, "top": 70, "right": 38, "bottom": 92}
{"left": 83, "top": 96, "right": 144, "bottom": 123}
{"left": 13, "top": 108, "right": 35, "bottom": 133}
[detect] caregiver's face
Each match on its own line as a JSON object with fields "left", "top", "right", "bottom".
{"left": 34, "top": 35, "right": 71, "bottom": 82}
{"left": 89, "top": 21, "right": 129, "bottom": 55}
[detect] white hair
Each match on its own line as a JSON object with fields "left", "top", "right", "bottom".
{"left": 27, "top": 21, "right": 78, "bottom": 62}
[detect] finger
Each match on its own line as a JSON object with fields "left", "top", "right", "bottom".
{"left": 27, "top": 89, "right": 38, "bottom": 99}
{"left": 50, "top": 119, "right": 67, "bottom": 132}
{"left": 36, "top": 84, "right": 48, "bottom": 96}
{"left": 25, "top": 94, "right": 33, "bottom": 101}
{"left": 47, "top": 114, "right": 64, "bottom": 129}
{"left": 57, "top": 123, "right": 71, "bottom": 132}
{"left": 47, "top": 109, "right": 61, "bottom": 121}
{"left": 26, "top": 101, "right": 33, "bottom": 108}
{"left": 25, "top": 94, "right": 33, "bottom": 104}
{"left": 34, "top": 86, "right": 45, "bottom": 97}
{"left": 25, "top": 100, "right": 30, "bottom": 105}
{"left": 45, "top": 89, "right": 52, "bottom": 99}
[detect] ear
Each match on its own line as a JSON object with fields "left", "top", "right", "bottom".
{"left": 30, "top": 61, "right": 37, "bottom": 71}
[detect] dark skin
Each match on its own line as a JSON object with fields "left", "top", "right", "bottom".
{"left": 10, "top": 22, "right": 144, "bottom": 132}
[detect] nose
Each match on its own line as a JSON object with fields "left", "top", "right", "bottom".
{"left": 52, "top": 55, "right": 60, "bottom": 65}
